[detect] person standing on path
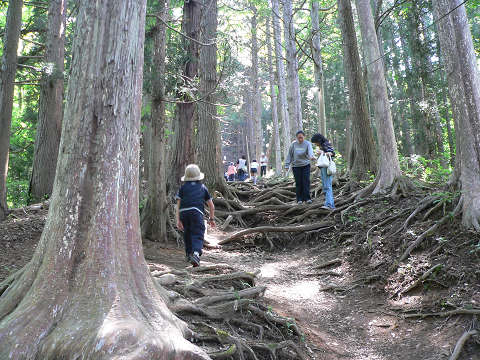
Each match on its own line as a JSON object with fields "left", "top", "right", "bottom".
{"left": 260, "top": 153, "right": 268, "bottom": 177}
{"left": 237, "top": 155, "right": 248, "bottom": 181}
{"left": 285, "top": 130, "right": 316, "bottom": 204}
{"left": 250, "top": 159, "right": 259, "bottom": 184}
{"left": 311, "top": 133, "right": 335, "bottom": 209}
{"left": 176, "top": 164, "right": 215, "bottom": 267}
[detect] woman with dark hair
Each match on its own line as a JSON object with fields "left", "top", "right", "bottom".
{"left": 311, "top": 133, "right": 335, "bottom": 209}
{"left": 285, "top": 130, "right": 316, "bottom": 204}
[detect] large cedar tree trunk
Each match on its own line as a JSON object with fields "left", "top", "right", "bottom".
{"left": 28, "top": 0, "right": 66, "bottom": 203}
{"left": 141, "top": 0, "right": 169, "bottom": 242}
{"left": 0, "top": 1, "right": 209, "bottom": 358}
{"left": 448, "top": 0, "right": 480, "bottom": 229}
{"left": 250, "top": 7, "right": 263, "bottom": 162}
{"left": 282, "top": 0, "right": 303, "bottom": 131}
{"left": 337, "top": 0, "right": 377, "bottom": 180}
{"left": 272, "top": 0, "right": 291, "bottom": 161}
{"left": 198, "top": 0, "right": 227, "bottom": 193}
{"left": 355, "top": 0, "right": 401, "bottom": 193}
{"left": 170, "top": 0, "right": 202, "bottom": 190}
{"left": 266, "top": 17, "right": 283, "bottom": 175}
{"left": 311, "top": 0, "right": 327, "bottom": 135}
{"left": 0, "top": 0, "right": 23, "bottom": 221}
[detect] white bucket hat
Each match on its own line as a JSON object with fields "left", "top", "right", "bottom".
{"left": 181, "top": 164, "right": 205, "bottom": 182}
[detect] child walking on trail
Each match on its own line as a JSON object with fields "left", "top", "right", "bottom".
{"left": 176, "top": 164, "right": 215, "bottom": 267}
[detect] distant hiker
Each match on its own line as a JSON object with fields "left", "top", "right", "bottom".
{"left": 250, "top": 159, "right": 259, "bottom": 184}
{"left": 176, "top": 164, "right": 215, "bottom": 267}
{"left": 311, "top": 133, "right": 335, "bottom": 210}
{"left": 260, "top": 153, "right": 268, "bottom": 177}
{"left": 285, "top": 130, "right": 316, "bottom": 204}
{"left": 227, "top": 162, "right": 236, "bottom": 182}
{"left": 237, "top": 155, "right": 248, "bottom": 181}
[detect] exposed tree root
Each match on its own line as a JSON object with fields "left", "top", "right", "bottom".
{"left": 398, "top": 197, "right": 463, "bottom": 263}
{"left": 403, "top": 308, "right": 480, "bottom": 319}
{"left": 219, "top": 222, "right": 333, "bottom": 245}
{"left": 395, "top": 264, "right": 443, "bottom": 298}
{"left": 389, "top": 176, "right": 416, "bottom": 201}
{"left": 392, "top": 195, "right": 441, "bottom": 236}
{"left": 247, "top": 304, "right": 304, "bottom": 338}
{"left": 320, "top": 275, "right": 381, "bottom": 293}
{"left": 313, "top": 258, "right": 342, "bottom": 269}
{"left": 250, "top": 340, "right": 309, "bottom": 360}
{"left": 449, "top": 329, "right": 479, "bottom": 360}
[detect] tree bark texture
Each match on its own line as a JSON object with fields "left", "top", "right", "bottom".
{"left": 282, "top": 0, "right": 303, "bottom": 131}
{"left": 250, "top": 6, "right": 263, "bottom": 162}
{"left": 0, "top": 0, "right": 23, "bottom": 221}
{"left": 448, "top": 0, "right": 480, "bottom": 229}
{"left": 0, "top": 1, "right": 210, "bottom": 358}
{"left": 355, "top": 0, "right": 401, "bottom": 192}
{"left": 29, "top": 0, "right": 66, "bottom": 203}
{"left": 170, "top": 0, "right": 202, "bottom": 191}
{"left": 141, "top": 0, "right": 169, "bottom": 243}
{"left": 272, "top": 0, "right": 291, "bottom": 161}
{"left": 266, "top": 17, "right": 283, "bottom": 175}
{"left": 198, "top": 0, "right": 226, "bottom": 192}
{"left": 337, "top": 0, "right": 377, "bottom": 180}
{"left": 311, "top": 0, "right": 327, "bottom": 135}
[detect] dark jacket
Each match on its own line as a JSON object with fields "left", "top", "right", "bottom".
{"left": 311, "top": 133, "right": 335, "bottom": 157}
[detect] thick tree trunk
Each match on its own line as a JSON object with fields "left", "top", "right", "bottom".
{"left": 170, "top": 0, "right": 202, "bottom": 190}
{"left": 311, "top": 0, "right": 327, "bottom": 135}
{"left": 141, "top": 0, "right": 169, "bottom": 243}
{"left": 337, "top": 0, "right": 377, "bottom": 180}
{"left": 449, "top": 0, "right": 480, "bottom": 229}
{"left": 282, "top": 0, "right": 303, "bottom": 131}
{"left": 28, "top": 0, "right": 66, "bottom": 203}
{"left": 250, "top": 7, "right": 263, "bottom": 162}
{"left": 198, "top": 0, "right": 226, "bottom": 193}
{"left": 355, "top": 0, "right": 401, "bottom": 192}
{"left": 0, "top": 0, "right": 23, "bottom": 221}
{"left": 272, "top": 0, "right": 291, "bottom": 161}
{"left": 0, "top": 1, "right": 210, "bottom": 358}
{"left": 266, "top": 17, "right": 282, "bottom": 175}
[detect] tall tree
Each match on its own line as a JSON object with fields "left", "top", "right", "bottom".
{"left": 250, "top": 5, "right": 263, "bottom": 162}
{"left": 355, "top": 0, "right": 401, "bottom": 193}
{"left": 271, "top": 0, "right": 291, "bottom": 161}
{"left": 0, "top": 0, "right": 23, "bottom": 221}
{"left": 448, "top": 0, "right": 480, "bottom": 229}
{"left": 406, "top": 2, "right": 444, "bottom": 159}
{"left": 141, "top": 0, "right": 169, "bottom": 242}
{"left": 266, "top": 16, "right": 282, "bottom": 175}
{"left": 311, "top": 0, "right": 327, "bottom": 135}
{"left": 0, "top": 0, "right": 210, "bottom": 357}
{"left": 198, "top": 0, "right": 227, "bottom": 192}
{"left": 170, "top": 0, "right": 202, "bottom": 190}
{"left": 29, "top": 0, "right": 67, "bottom": 203}
{"left": 282, "top": 0, "right": 303, "bottom": 131}
{"left": 337, "top": 0, "right": 377, "bottom": 180}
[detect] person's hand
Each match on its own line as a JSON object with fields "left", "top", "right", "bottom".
{"left": 176, "top": 219, "right": 184, "bottom": 231}
{"left": 208, "top": 219, "right": 216, "bottom": 228}
{"left": 325, "top": 152, "right": 332, "bottom": 156}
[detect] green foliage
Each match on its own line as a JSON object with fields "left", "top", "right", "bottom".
{"left": 399, "top": 154, "right": 451, "bottom": 184}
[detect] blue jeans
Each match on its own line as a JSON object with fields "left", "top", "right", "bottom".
{"left": 292, "top": 164, "right": 311, "bottom": 202}
{"left": 320, "top": 167, "right": 335, "bottom": 208}
{"left": 179, "top": 209, "right": 205, "bottom": 255}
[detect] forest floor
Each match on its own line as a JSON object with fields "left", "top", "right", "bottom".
{"left": 1, "top": 178, "right": 479, "bottom": 359}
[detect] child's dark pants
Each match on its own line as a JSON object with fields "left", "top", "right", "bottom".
{"left": 180, "top": 209, "right": 205, "bottom": 256}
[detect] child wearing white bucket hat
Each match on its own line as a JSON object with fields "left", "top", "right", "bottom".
{"left": 175, "top": 164, "right": 215, "bottom": 267}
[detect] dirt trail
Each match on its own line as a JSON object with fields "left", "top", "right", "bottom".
{"left": 1, "top": 204, "right": 479, "bottom": 359}
{"left": 197, "top": 229, "right": 479, "bottom": 360}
